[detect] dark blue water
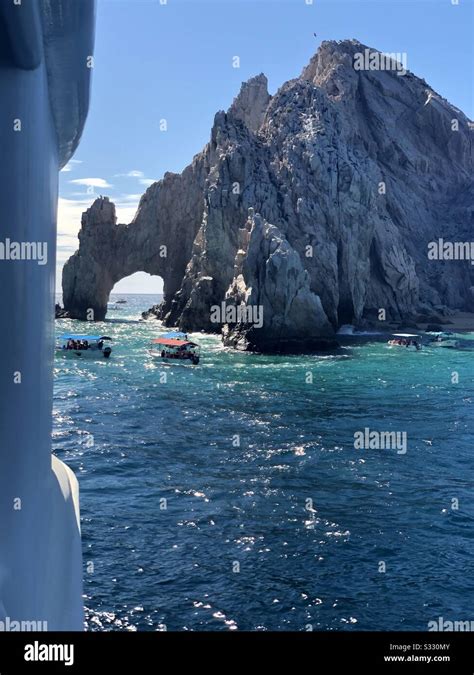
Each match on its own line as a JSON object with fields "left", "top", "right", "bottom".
{"left": 53, "top": 294, "right": 474, "bottom": 631}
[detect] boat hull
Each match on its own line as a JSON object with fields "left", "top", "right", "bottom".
{"left": 387, "top": 343, "right": 422, "bottom": 351}
{"left": 56, "top": 347, "right": 112, "bottom": 360}
{"left": 148, "top": 349, "right": 199, "bottom": 365}
{"left": 428, "top": 339, "right": 457, "bottom": 348}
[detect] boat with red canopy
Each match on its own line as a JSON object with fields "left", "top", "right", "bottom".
{"left": 149, "top": 332, "right": 200, "bottom": 365}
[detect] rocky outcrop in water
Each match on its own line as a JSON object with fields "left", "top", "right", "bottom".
{"left": 55, "top": 303, "right": 70, "bottom": 318}
{"left": 63, "top": 39, "right": 473, "bottom": 351}
{"left": 223, "top": 210, "right": 336, "bottom": 351}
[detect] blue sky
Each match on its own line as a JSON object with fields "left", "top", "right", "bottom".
{"left": 58, "top": 0, "right": 474, "bottom": 294}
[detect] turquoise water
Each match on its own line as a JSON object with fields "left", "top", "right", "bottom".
{"left": 54, "top": 294, "right": 474, "bottom": 631}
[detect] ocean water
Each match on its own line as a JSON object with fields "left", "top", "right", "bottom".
{"left": 53, "top": 294, "right": 474, "bottom": 631}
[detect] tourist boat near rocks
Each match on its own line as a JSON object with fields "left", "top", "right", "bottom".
{"left": 56, "top": 334, "right": 113, "bottom": 359}
{"left": 426, "top": 331, "right": 458, "bottom": 348}
{"left": 387, "top": 333, "right": 422, "bottom": 351}
{"left": 148, "top": 331, "right": 200, "bottom": 365}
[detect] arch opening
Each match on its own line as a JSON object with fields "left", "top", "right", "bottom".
{"left": 107, "top": 272, "right": 164, "bottom": 317}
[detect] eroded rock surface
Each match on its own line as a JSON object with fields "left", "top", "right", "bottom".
{"left": 63, "top": 39, "right": 474, "bottom": 351}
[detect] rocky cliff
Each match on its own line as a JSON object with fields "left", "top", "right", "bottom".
{"left": 63, "top": 39, "right": 474, "bottom": 351}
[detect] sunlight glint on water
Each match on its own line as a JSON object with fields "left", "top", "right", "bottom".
{"left": 53, "top": 294, "right": 474, "bottom": 631}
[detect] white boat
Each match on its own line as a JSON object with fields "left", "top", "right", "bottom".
{"left": 148, "top": 332, "right": 200, "bottom": 365}
{"left": 427, "top": 332, "right": 458, "bottom": 348}
{"left": 107, "top": 302, "right": 124, "bottom": 311}
{"left": 56, "top": 334, "right": 113, "bottom": 359}
{"left": 388, "top": 333, "right": 422, "bottom": 350}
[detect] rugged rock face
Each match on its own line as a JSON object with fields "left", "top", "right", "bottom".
{"left": 63, "top": 39, "right": 473, "bottom": 350}
{"left": 223, "top": 209, "right": 336, "bottom": 351}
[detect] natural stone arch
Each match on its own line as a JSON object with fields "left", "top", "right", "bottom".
{"left": 63, "top": 49, "right": 474, "bottom": 348}
{"left": 63, "top": 163, "right": 206, "bottom": 320}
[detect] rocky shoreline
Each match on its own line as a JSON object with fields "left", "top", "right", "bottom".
{"left": 140, "top": 299, "right": 474, "bottom": 352}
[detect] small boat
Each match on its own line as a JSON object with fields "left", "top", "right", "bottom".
{"left": 427, "top": 332, "right": 458, "bottom": 348}
{"left": 107, "top": 302, "right": 124, "bottom": 311}
{"left": 388, "top": 333, "right": 422, "bottom": 350}
{"left": 56, "top": 334, "right": 113, "bottom": 359}
{"left": 149, "top": 332, "right": 200, "bottom": 365}
{"left": 116, "top": 299, "right": 127, "bottom": 304}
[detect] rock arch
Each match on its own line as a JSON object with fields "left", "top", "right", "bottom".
{"left": 63, "top": 163, "right": 206, "bottom": 320}
{"left": 63, "top": 46, "right": 474, "bottom": 349}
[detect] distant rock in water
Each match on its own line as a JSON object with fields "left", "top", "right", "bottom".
{"left": 62, "top": 39, "right": 473, "bottom": 352}
{"left": 141, "top": 304, "right": 161, "bottom": 321}
{"left": 55, "top": 303, "right": 70, "bottom": 319}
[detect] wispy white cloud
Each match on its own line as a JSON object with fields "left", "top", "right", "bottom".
{"left": 69, "top": 177, "right": 113, "bottom": 188}
{"left": 67, "top": 191, "right": 99, "bottom": 198}
{"left": 139, "top": 178, "right": 157, "bottom": 187}
{"left": 121, "top": 193, "right": 143, "bottom": 202}
{"left": 114, "top": 170, "right": 144, "bottom": 178}
{"left": 57, "top": 197, "right": 93, "bottom": 239}
{"left": 60, "top": 159, "right": 83, "bottom": 173}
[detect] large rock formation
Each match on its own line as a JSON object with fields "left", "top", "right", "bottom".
{"left": 222, "top": 210, "right": 335, "bottom": 352}
{"left": 63, "top": 40, "right": 473, "bottom": 351}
